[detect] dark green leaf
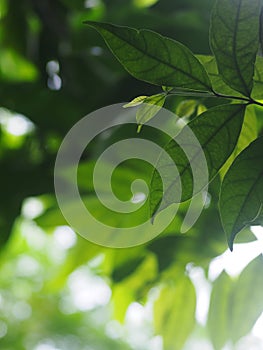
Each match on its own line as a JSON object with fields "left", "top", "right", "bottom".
{"left": 210, "top": 0, "right": 260, "bottom": 96}
{"left": 198, "top": 55, "right": 263, "bottom": 99}
{"left": 154, "top": 277, "right": 196, "bottom": 350}
{"left": 260, "top": 6, "right": 263, "bottom": 54}
{"left": 85, "top": 21, "right": 212, "bottom": 91}
{"left": 220, "top": 136, "right": 263, "bottom": 250}
{"left": 150, "top": 104, "right": 246, "bottom": 217}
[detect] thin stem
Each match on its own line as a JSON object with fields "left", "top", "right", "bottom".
{"left": 168, "top": 88, "right": 263, "bottom": 108}
{"left": 212, "top": 90, "right": 263, "bottom": 107}
{"left": 168, "top": 90, "right": 216, "bottom": 98}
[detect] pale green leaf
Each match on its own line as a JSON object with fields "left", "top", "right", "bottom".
{"left": 154, "top": 277, "right": 196, "bottom": 350}
{"left": 230, "top": 256, "right": 263, "bottom": 342}
{"left": 123, "top": 95, "right": 147, "bottom": 108}
{"left": 208, "top": 272, "right": 233, "bottom": 350}
{"left": 136, "top": 93, "right": 166, "bottom": 127}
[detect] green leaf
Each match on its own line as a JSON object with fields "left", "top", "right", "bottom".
{"left": 208, "top": 272, "right": 233, "bottom": 350}
{"left": 112, "top": 254, "right": 157, "bottom": 322}
{"left": 133, "top": 0, "right": 159, "bottom": 8}
{"left": 176, "top": 99, "right": 197, "bottom": 118}
{"left": 208, "top": 257, "right": 263, "bottom": 348}
{"left": 253, "top": 56, "right": 263, "bottom": 99}
{"left": 220, "top": 105, "right": 258, "bottom": 178}
{"left": 197, "top": 55, "right": 243, "bottom": 97}
{"left": 150, "top": 104, "right": 246, "bottom": 217}
{"left": 85, "top": 21, "right": 212, "bottom": 91}
{"left": 220, "top": 136, "right": 263, "bottom": 250}
{"left": 154, "top": 277, "right": 196, "bottom": 350}
{"left": 260, "top": 6, "right": 263, "bottom": 53}
{"left": 197, "top": 55, "right": 263, "bottom": 99}
{"left": 210, "top": 0, "right": 260, "bottom": 96}
{"left": 123, "top": 95, "right": 147, "bottom": 108}
{"left": 0, "top": 48, "right": 38, "bottom": 82}
{"left": 230, "top": 256, "right": 263, "bottom": 343}
{"left": 136, "top": 93, "right": 166, "bottom": 128}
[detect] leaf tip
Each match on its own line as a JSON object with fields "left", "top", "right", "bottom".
{"left": 228, "top": 232, "right": 236, "bottom": 252}
{"left": 137, "top": 124, "right": 143, "bottom": 133}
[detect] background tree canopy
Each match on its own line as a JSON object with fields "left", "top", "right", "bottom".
{"left": 0, "top": 0, "right": 263, "bottom": 349}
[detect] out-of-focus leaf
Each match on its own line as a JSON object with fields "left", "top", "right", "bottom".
{"left": 154, "top": 276, "right": 196, "bottom": 350}
{"left": 208, "top": 272, "right": 232, "bottom": 350}
{"left": 112, "top": 255, "right": 145, "bottom": 283}
{"left": 112, "top": 253, "right": 157, "bottom": 322}
{"left": 85, "top": 21, "right": 212, "bottom": 91}
{"left": 0, "top": 49, "right": 38, "bottom": 82}
{"left": 230, "top": 256, "right": 263, "bottom": 342}
{"left": 176, "top": 99, "right": 197, "bottom": 118}
{"left": 208, "top": 257, "right": 263, "bottom": 348}
{"left": 220, "top": 137, "right": 263, "bottom": 250}
{"left": 133, "top": 0, "right": 159, "bottom": 8}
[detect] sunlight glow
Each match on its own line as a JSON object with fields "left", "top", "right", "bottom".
{"left": 209, "top": 227, "right": 263, "bottom": 280}
{"left": 188, "top": 265, "right": 212, "bottom": 325}
{"left": 12, "top": 301, "right": 32, "bottom": 320}
{"left": 133, "top": 0, "right": 159, "bottom": 8}
{"left": 22, "top": 197, "right": 44, "bottom": 219}
{"left": 53, "top": 226, "right": 77, "bottom": 249}
{"left": 47, "top": 75, "right": 62, "bottom": 90}
{"left": 0, "top": 321, "right": 7, "bottom": 339}
{"left": 68, "top": 269, "right": 111, "bottom": 311}
{"left": 131, "top": 192, "right": 146, "bottom": 204}
{"left": 6, "top": 115, "right": 34, "bottom": 136}
{"left": 90, "top": 46, "right": 103, "bottom": 56}
{"left": 46, "top": 60, "right": 59, "bottom": 75}
{"left": 84, "top": 0, "right": 101, "bottom": 8}
{"left": 35, "top": 342, "right": 60, "bottom": 350}
{"left": 16, "top": 255, "right": 40, "bottom": 277}
{"left": 0, "top": 109, "right": 34, "bottom": 137}
{"left": 252, "top": 312, "right": 263, "bottom": 338}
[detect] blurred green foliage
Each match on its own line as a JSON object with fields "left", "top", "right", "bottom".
{"left": 0, "top": 1, "right": 262, "bottom": 350}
